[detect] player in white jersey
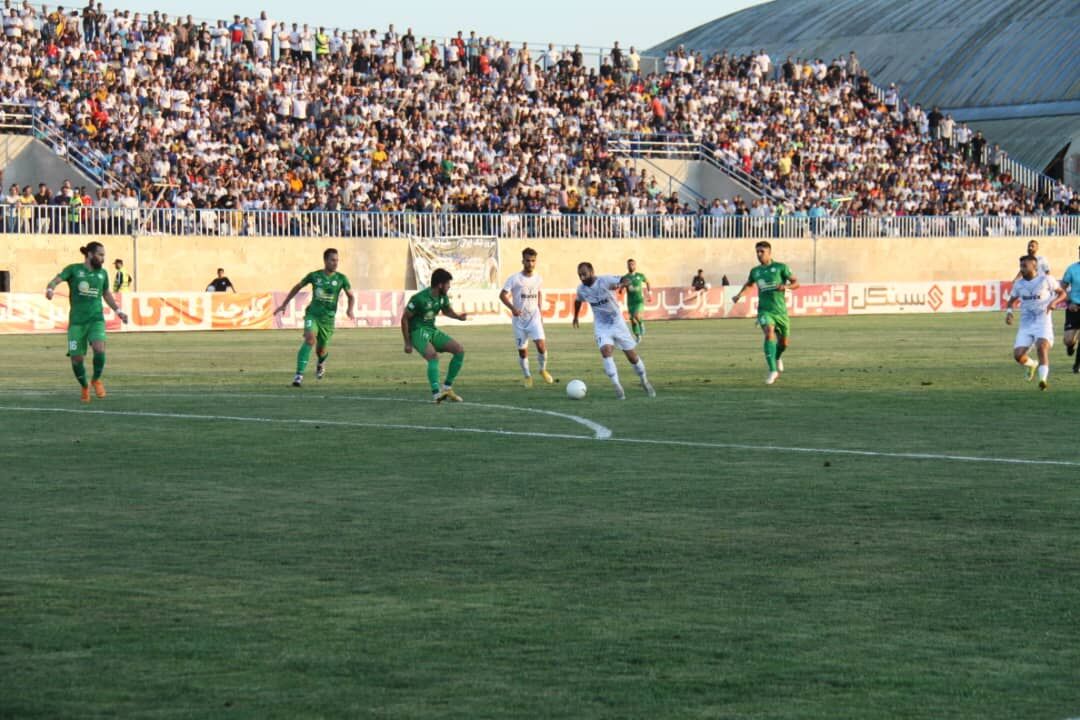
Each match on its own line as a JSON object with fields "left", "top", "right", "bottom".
{"left": 499, "top": 247, "right": 553, "bottom": 387}
{"left": 572, "top": 261, "right": 656, "bottom": 399}
{"left": 1006, "top": 254, "right": 1066, "bottom": 390}
{"left": 1012, "top": 239, "right": 1050, "bottom": 283}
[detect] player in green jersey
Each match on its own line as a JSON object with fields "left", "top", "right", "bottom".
{"left": 402, "top": 268, "right": 469, "bottom": 403}
{"left": 731, "top": 241, "right": 800, "bottom": 385}
{"left": 45, "top": 242, "right": 130, "bottom": 403}
{"left": 273, "top": 248, "right": 356, "bottom": 387}
{"left": 620, "top": 258, "right": 651, "bottom": 341}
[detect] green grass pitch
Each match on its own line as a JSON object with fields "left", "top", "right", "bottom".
{"left": 1, "top": 314, "right": 1078, "bottom": 719}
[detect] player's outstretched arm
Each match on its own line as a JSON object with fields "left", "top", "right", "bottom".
{"left": 498, "top": 289, "right": 520, "bottom": 316}
{"left": 1049, "top": 285, "right": 1067, "bottom": 313}
{"left": 102, "top": 287, "right": 129, "bottom": 324}
{"left": 344, "top": 288, "right": 356, "bottom": 320}
{"left": 1004, "top": 295, "right": 1018, "bottom": 324}
{"left": 401, "top": 308, "right": 414, "bottom": 353}
{"left": 443, "top": 304, "right": 468, "bottom": 321}
{"left": 44, "top": 274, "right": 64, "bottom": 300}
{"left": 731, "top": 279, "right": 755, "bottom": 303}
{"left": 273, "top": 281, "right": 305, "bottom": 315}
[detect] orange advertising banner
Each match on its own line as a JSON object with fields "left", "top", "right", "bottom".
{"left": 0, "top": 282, "right": 1008, "bottom": 335}
{"left": 0, "top": 292, "right": 124, "bottom": 333}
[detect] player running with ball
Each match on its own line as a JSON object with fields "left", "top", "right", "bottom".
{"left": 732, "top": 241, "right": 800, "bottom": 385}
{"left": 1006, "top": 254, "right": 1066, "bottom": 390}
{"left": 403, "top": 268, "right": 468, "bottom": 403}
{"left": 572, "top": 262, "right": 655, "bottom": 400}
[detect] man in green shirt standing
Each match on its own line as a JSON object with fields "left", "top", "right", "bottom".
{"left": 45, "top": 242, "right": 130, "bottom": 403}
{"left": 731, "top": 241, "right": 800, "bottom": 385}
{"left": 402, "top": 268, "right": 469, "bottom": 403}
{"left": 621, "top": 258, "right": 651, "bottom": 341}
{"left": 274, "top": 248, "right": 356, "bottom": 387}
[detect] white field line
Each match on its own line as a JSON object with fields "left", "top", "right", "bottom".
{"left": 1, "top": 397, "right": 1078, "bottom": 468}
{"left": 0, "top": 390, "right": 612, "bottom": 440}
{"left": 0, "top": 405, "right": 596, "bottom": 442}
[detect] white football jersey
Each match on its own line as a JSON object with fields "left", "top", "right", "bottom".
{"left": 576, "top": 274, "right": 625, "bottom": 326}
{"left": 1035, "top": 255, "right": 1050, "bottom": 276}
{"left": 502, "top": 271, "right": 543, "bottom": 322}
{"left": 1010, "top": 274, "right": 1060, "bottom": 324}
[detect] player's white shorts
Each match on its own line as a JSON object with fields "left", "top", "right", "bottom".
{"left": 594, "top": 321, "right": 637, "bottom": 351}
{"left": 1014, "top": 319, "right": 1054, "bottom": 349}
{"left": 512, "top": 314, "right": 545, "bottom": 349}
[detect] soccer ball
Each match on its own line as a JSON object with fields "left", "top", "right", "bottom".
{"left": 566, "top": 379, "right": 587, "bottom": 399}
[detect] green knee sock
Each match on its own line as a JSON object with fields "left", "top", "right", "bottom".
{"left": 92, "top": 352, "right": 105, "bottom": 381}
{"left": 775, "top": 343, "right": 786, "bottom": 361}
{"left": 764, "top": 339, "right": 778, "bottom": 372}
{"left": 72, "top": 360, "right": 88, "bottom": 388}
{"left": 426, "top": 358, "right": 440, "bottom": 392}
{"left": 296, "top": 343, "right": 313, "bottom": 374}
{"left": 317, "top": 351, "right": 328, "bottom": 365}
{"left": 445, "top": 352, "right": 465, "bottom": 386}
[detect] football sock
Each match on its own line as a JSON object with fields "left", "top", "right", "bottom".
{"left": 296, "top": 343, "right": 313, "bottom": 374}
{"left": 445, "top": 351, "right": 464, "bottom": 387}
{"left": 764, "top": 338, "right": 778, "bottom": 372}
{"left": 1038, "top": 365, "right": 1049, "bottom": 382}
{"left": 1023, "top": 357, "right": 1037, "bottom": 368}
{"left": 639, "top": 321, "right": 645, "bottom": 336}
{"left": 92, "top": 352, "right": 105, "bottom": 381}
{"left": 519, "top": 355, "right": 530, "bottom": 377}
{"left": 538, "top": 352, "right": 547, "bottom": 371}
{"left": 317, "top": 351, "right": 328, "bottom": 365}
{"left": 776, "top": 343, "right": 786, "bottom": 361}
{"left": 72, "top": 360, "right": 88, "bottom": 388}
{"left": 602, "top": 356, "right": 620, "bottom": 385}
{"left": 426, "top": 358, "right": 440, "bottom": 392}
{"left": 632, "top": 358, "right": 647, "bottom": 378}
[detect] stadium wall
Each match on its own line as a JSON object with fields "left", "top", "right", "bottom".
{"left": 1, "top": 233, "right": 1078, "bottom": 293}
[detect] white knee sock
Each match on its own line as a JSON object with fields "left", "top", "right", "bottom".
{"left": 538, "top": 352, "right": 547, "bottom": 371}
{"left": 1024, "top": 357, "right": 1037, "bottom": 368}
{"left": 631, "top": 358, "right": 647, "bottom": 378}
{"left": 1038, "top": 364, "right": 1049, "bottom": 381}
{"left": 519, "top": 355, "right": 530, "bottom": 377}
{"left": 602, "top": 356, "right": 620, "bottom": 385}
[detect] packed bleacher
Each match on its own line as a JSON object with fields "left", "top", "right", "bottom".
{"left": 1, "top": 2, "right": 1077, "bottom": 238}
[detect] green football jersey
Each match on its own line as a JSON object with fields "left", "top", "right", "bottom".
{"left": 748, "top": 262, "right": 792, "bottom": 316}
{"left": 300, "top": 270, "right": 350, "bottom": 318}
{"left": 622, "top": 272, "right": 648, "bottom": 303}
{"left": 58, "top": 263, "right": 109, "bottom": 325}
{"left": 406, "top": 287, "right": 449, "bottom": 331}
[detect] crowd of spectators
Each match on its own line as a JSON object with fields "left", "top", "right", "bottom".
{"left": 0, "top": 0, "right": 1077, "bottom": 233}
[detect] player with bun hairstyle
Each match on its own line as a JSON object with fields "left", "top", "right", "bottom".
{"left": 45, "top": 242, "right": 129, "bottom": 402}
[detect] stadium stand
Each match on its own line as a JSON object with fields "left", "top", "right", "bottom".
{"left": 0, "top": 2, "right": 1077, "bottom": 239}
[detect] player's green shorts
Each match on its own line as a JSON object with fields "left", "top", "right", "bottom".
{"left": 627, "top": 299, "right": 645, "bottom": 316}
{"left": 67, "top": 319, "right": 106, "bottom": 356}
{"left": 304, "top": 313, "right": 336, "bottom": 348}
{"left": 757, "top": 311, "right": 791, "bottom": 337}
{"left": 411, "top": 327, "right": 454, "bottom": 352}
